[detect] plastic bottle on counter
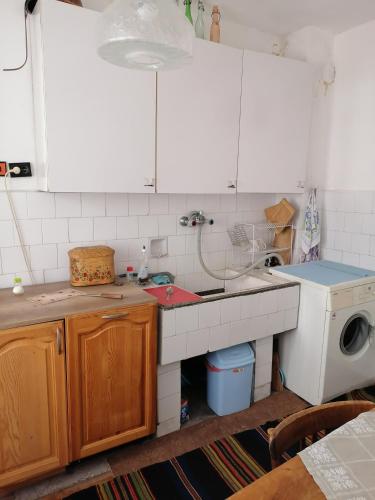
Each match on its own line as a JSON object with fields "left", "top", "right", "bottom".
{"left": 126, "top": 266, "right": 134, "bottom": 281}
{"left": 138, "top": 245, "right": 149, "bottom": 284}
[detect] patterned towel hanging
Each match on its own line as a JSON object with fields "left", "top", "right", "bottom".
{"left": 301, "top": 188, "right": 320, "bottom": 262}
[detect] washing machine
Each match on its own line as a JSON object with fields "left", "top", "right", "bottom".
{"left": 271, "top": 261, "right": 375, "bottom": 405}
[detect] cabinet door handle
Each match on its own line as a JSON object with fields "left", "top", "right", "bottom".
{"left": 227, "top": 181, "right": 236, "bottom": 189}
{"left": 56, "top": 326, "right": 63, "bottom": 355}
{"left": 101, "top": 312, "right": 129, "bottom": 320}
{"left": 144, "top": 178, "right": 155, "bottom": 187}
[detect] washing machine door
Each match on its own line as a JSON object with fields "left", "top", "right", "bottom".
{"left": 320, "top": 306, "right": 375, "bottom": 402}
{"left": 340, "top": 313, "right": 372, "bottom": 356}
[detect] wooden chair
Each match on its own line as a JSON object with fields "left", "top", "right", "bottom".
{"left": 268, "top": 400, "right": 375, "bottom": 469}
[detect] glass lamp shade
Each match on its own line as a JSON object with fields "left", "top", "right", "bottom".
{"left": 97, "top": 0, "right": 194, "bottom": 71}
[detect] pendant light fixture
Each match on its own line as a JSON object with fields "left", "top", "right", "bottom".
{"left": 97, "top": 0, "right": 194, "bottom": 71}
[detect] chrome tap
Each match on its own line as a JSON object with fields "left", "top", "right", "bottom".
{"left": 179, "top": 210, "right": 214, "bottom": 227}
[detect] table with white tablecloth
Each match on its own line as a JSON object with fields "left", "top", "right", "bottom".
{"left": 299, "top": 411, "right": 375, "bottom": 499}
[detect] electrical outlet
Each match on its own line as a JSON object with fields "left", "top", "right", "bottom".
{"left": 0, "top": 162, "right": 6, "bottom": 176}
{"left": 9, "top": 162, "right": 32, "bottom": 178}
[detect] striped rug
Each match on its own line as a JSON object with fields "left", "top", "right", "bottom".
{"left": 66, "top": 423, "right": 294, "bottom": 500}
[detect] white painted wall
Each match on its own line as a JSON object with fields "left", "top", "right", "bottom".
{"left": 285, "top": 26, "right": 334, "bottom": 190}
{"left": 186, "top": 1, "right": 281, "bottom": 52}
{"left": 83, "top": 0, "right": 281, "bottom": 53}
{"left": 327, "top": 19, "right": 375, "bottom": 191}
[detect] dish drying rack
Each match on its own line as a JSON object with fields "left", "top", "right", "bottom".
{"left": 227, "top": 222, "right": 294, "bottom": 264}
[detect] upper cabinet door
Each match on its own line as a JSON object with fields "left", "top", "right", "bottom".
{"left": 237, "top": 51, "right": 314, "bottom": 194}
{"left": 31, "top": 0, "right": 156, "bottom": 193}
{"left": 157, "top": 39, "right": 243, "bottom": 194}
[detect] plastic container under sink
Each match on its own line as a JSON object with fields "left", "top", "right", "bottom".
{"left": 206, "top": 343, "right": 255, "bottom": 416}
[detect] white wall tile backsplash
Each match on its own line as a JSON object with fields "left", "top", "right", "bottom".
{"left": 55, "top": 193, "right": 82, "bottom": 218}
{"left": 320, "top": 191, "right": 375, "bottom": 269}
{"left": 0, "top": 221, "right": 15, "bottom": 247}
{"left": 0, "top": 192, "right": 276, "bottom": 289}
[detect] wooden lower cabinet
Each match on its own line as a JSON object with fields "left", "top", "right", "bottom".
{"left": 66, "top": 304, "right": 157, "bottom": 460}
{"left": 0, "top": 321, "right": 69, "bottom": 488}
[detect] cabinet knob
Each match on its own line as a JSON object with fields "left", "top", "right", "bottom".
{"left": 227, "top": 181, "right": 236, "bottom": 189}
{"left": 297, "top": 180, "right": 305, "bottom": 189}
{"left": 102, "top": 312, "right": 129, "bottom": 320}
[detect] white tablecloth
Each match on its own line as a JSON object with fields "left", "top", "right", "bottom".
{"left": 299, "top": 411, "right": 375, "bottom": 500}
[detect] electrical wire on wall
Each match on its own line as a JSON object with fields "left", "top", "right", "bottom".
{"left": 2, "top": 0, "right": 38, "bottom": 72}
{"left": 4, "top": 168, "right": 35, "bottom": 284}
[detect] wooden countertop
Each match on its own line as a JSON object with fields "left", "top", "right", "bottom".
{"left": 0, "top": 281, "right": 157, "bottom": 330}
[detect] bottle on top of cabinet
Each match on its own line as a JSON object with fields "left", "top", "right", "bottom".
{"left": 195, "top": 0, "right": 205, "bottom": 39}
{"left": 210, "top": 5, "right": 221, "bottom": 43}
{"left": 184, "top": 0, "right": 193, "bottom": 24}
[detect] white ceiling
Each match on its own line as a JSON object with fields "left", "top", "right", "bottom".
{"left": 82, "top": 0, "right": 375, "bottom": 35}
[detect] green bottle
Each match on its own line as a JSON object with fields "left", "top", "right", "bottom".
{"left": 184, "top": 0, "right": 193, "bottom": 25}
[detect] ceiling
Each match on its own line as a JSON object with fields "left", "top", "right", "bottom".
{"left": 82, "top": 0, "right": 375, "bottom": 35}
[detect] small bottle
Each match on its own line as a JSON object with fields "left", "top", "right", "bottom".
{"left": 210, "top": 5, "right": 221, "bottom": 43}
{"left": 184, "top": 0, "right": 193, "bottom": 25}
{"left": 195, "top": 0, "right": 205, "bottom": 39}
{"left": 138, "top": 245, "right": 149, "bottom": 284}
{"left": 126, "top": 266, "right": 134, "bottom": 281}
{"left": 13, "top": 277, "right": 24, "bottom": 296}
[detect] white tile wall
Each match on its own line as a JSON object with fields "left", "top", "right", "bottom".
{"left": 0, "top": 192, "right": 275, "bottom": 288}
{"left": 157, "top": 393, "right": 180, "bottom": 423}
{"left": 159, "top": 286, "right": 299, "bottom": 365}
{"left": 156, "top": 361, "right": 181, "bottom": 437}
{"left": 187, "top": 328, "right": 210, "bottom": 357}
{"left": 158, "top": 368, "right": 181, "bottom": 400}
{"left": 156, "top": 416, "right": 180, "bottom": 438}
{"left": 320, "top": 190, "right": 375, "bottom": 270}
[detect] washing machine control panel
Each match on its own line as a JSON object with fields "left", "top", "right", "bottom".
{"left": 328, "top": 283, "right": 375, "bottom": 310}
{"left": 329, "top": 289, "right": 354, "bottom": 310}
{"left": 354, "top": 283, "right": 375, "bottom": 304}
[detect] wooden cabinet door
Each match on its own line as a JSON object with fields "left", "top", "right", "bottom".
{"left": 157, "top": 39, "right": 243, "bottom": 194}
{"left": 31, "top": 0, "right": 156, "bottom": 193}
{"left": 237, "top": 50, "right": 314, "bottom": 194}
{"left": 66, "top": 304, "right": 157, "bottom": 460}
{"left": 0, "top": 321, "right": 68, "bottom": 488}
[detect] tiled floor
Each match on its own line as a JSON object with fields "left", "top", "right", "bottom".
{"left": 8, "top": 391, "right": 308, "bottom": 500}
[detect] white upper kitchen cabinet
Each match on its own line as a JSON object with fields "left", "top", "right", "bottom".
{"left": 157, "top": 39, "right": 243, "bottom": 194}
{"left": 237, "top": 51, "right": 314, "bottom": 194}
{"left": 31, "top": 0, "right": 156, "bottom": 193}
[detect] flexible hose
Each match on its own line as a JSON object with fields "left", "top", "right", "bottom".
{"left": 197, "top": 224, "right": 285, "bottom": 281}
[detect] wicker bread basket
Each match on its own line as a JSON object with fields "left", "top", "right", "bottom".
{"left": 68, "top": 246, "right": 115, "bottom": 287}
